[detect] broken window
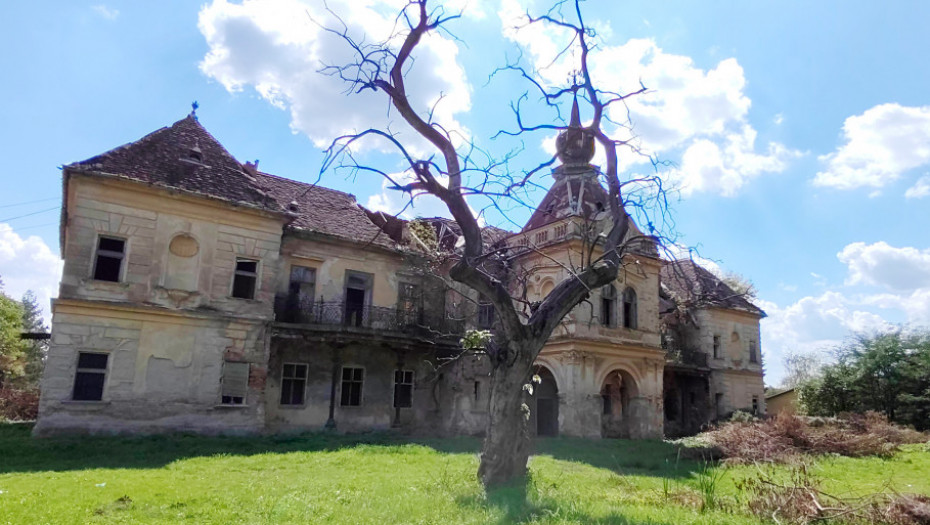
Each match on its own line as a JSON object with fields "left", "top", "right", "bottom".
{"left": 280, "top": 363, "right": 308, "bottom": 406}
{"left": 600, "top": 284, "right": 616, "bottom": 327}
{"left": 749, "top": 339, "right": 759, "bottom": 364}
{"left": 93, "top": 236, "right": 125, "bottom": 282}
{"left": 752, "top": 395, "right": 760, "bottom": 415}
{"left": 713, "top": 335, "right": 721, "bottom": 359}
{"left": 231, "top": 259, "right": 258, "bottom": 299}
{"left": 344, "top": 271, "right": 372, "bottom": 326}
{"left": 72, "top": 352, "right": 108, "bottom": 401}
{"left": 393, "top": 369, "right": 414, "bottom": 408}
{"left": 340, "top": 367, "right": 364, "bottom": 406}
{"left": 288, "top": 266, "right": 316, "bottom": 307}
{"left": 398, "top": 282, "right": 422, "bottom": 325}
{"left": 622, "top": 287, "right": 637, "bottom": 329}
{"left": 221, "top": 361, "right": 249, "bottom": 405}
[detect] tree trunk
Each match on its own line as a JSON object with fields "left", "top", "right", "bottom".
{"left": 478, "top": 351, "right": 534, "bottom": 488}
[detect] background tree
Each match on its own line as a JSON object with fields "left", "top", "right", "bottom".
{"left": 19, "top": 291, "right": 48, "bottom": 387}
{"left": 800, "top": 330, "right": 930, "bottom": 430}
{"left": 0, "top": 277, "right": 27, "bottom": 388}
{"left": 319, "top": 0, "right": 671, "bottom": 487}
{"left": 780, "top": 350, "right": 823, "bottom": 389}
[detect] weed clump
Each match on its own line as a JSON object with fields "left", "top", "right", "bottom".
{"left": 702, "top": 411, "right": 927, "bottom": 464}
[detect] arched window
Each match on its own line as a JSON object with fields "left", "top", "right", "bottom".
{"left": 600, "top": 284, "right": 616, "bottom": 327}
{"left": 622, "top": 287, "right": 637, "bottom": 329}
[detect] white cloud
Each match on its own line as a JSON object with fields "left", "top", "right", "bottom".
{"left": 92, "top": 5, "right": 119, "bottom": 20}
{"left": 838, "top": 241, "right": 930, "bottom": 292}
{"left": 198, "top": 0, "right": 472, "bottom": 154}
{"left": 905, "top": 175, "right": 930, "bottom": 199}
{"left": 814, "top": 103, "right": 930, "bottom": 192}
{"left": 498, "top": 0, "right": 799, "bottom": 196}
{"left": 0, "top": 224, "right": 62, "bottom": 323}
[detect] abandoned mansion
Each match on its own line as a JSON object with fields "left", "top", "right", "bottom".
{"left": 34, "top": 111, "right": 766, "bottom": 439}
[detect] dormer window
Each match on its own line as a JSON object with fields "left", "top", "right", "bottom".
{"left": 188, "top": 146, "right": 203, "bottom": 162}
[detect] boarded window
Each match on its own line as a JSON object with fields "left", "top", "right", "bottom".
{"left": 280, "top": 363, "right": 308, "bottom": 406}
{"left": 93, "top": 237, "right": 125, "bottom": 282}
{"left": 340, "top": 367, "right": 364, "bottom": 406}
{"left": 222, "top": 361, "right": 250, "bottom": 405}
{"left": 393, "top": 369, "right": 414, "bottom": 408}
{"left": 72, "top": 352, "right": 108, "bottom": 401}
{"left": 232, "top": 259, "right": 258, "bottom": 299}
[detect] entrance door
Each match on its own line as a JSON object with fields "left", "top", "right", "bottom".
{"left": 536, "top": 398, "right": 559, "bottom": 436}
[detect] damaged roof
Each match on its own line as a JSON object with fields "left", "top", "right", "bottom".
{"left": 65, "top": 114, "right": 282, "bottom": 212}
{"left": 660, "top": 259, "right": 765, "bottom": 317}
{"left": 253, "top": 171, "right": 398, "bottom": 250}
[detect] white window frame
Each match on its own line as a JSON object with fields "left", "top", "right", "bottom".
{"left": 230, "top": 257, "right": 260, "bottom": 300}
{"left": 91, "top": 234, "right": 127, "bottom": 283}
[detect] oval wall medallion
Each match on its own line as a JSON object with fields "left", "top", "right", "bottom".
{"left": 169, "top": 234, "right": 199, "bottom": 257}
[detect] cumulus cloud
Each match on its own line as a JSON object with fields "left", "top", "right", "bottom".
{"left": 498, "top": 0, "right": 800, "bottom": 196}
{"left": 905, "top": 175, "right": 930, "bottom": 199}
{"left": 91, "top": 5, "right": 119, "bottom": 20}
{"left": 814, "top": 103, "right": 930, "bottom": 192}
{"left": 198, "top": 0, "right": 472, "bottom": 153}
{"left": 0, "top": 224, "right": 62, "bottom": 322}
{"left": 838, "top": 241, "right": 930, "bottom": 292}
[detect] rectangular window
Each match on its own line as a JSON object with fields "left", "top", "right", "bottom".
{"left": 752, "top": 395, "right": 760, "bottom": 415}
{"left": 398, "top": 282, "right": 422, "bottom": 324}
{"left": 221, "top": 361, "right": 250, "bottom": 405}
{"left": 712, "top": 335, "right": 721, "bottom": 359}
{"left": 393, "top": 369, "right": 414, "bottom": 408}
{"left": 72, "top": 352, "right": 108, "bottom": 401}
{"left": 93, "top": 236, "right": 125, "bottom": 282}
{"left": 477, "top": 302, "right": 495, "bottom": 329}
{"left": 232, "top": 259, "right": 258, "bottom": 299}
{"left": 280, "top": 363, "right": 308, "bottom": 406}
{"left": 554, "top": 224, "right": 567, "bottom": 238}
{"left": 340, "top": 367, "right": 364, "bottom": 406}
{"left": 535, "top": 231, "right": 548, "bottom": 244}
{"left": 344, "top": 271, "right": 373, "bottom": 327}
{"left": 749, "top": 340, "right": 759, "bottom": 364}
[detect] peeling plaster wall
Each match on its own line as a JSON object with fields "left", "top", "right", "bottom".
{"left": 36, "top": 175, "right": 283, "bottom": 436}
{"left": 34, "top": 302, "right": 268, "bottom": 435}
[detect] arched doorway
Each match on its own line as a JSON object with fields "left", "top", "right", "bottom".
{"left": 600, "top": 369, "right": 639, "bottom": 438}
{"left": 530, "top": 366, "right": 559, "bottom": 436}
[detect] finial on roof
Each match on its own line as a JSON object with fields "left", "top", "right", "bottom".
{"left": 190, "top": 100, "right": 199, "bottom": 119}
{"left": 555, "top": 93, "right": 595, "bottom": 166}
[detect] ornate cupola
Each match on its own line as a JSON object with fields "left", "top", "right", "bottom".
{"left": 522, "top": 95, "right": 608, "bottom": 232}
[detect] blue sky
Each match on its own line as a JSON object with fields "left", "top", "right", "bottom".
{"left": 1, "top": 1, "right": 928, "bottom": 385}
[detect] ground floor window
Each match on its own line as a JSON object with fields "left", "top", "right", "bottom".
{"left": 72, "top": 352, "right": 108, "bottom": 401}
{"left": 393, "top": 369, "right": 414, "bottom": 408}
{"left": 341, "top": 367, "right": 364, "bottom": 406}
{"left": 752, "top": 395, "right": 760, "bottom": 415}
{"left": 280, "top": 363, "right": 308, "bottom": 405}
{"left": 222, "top": 361, "right": 250, "bottom": 405}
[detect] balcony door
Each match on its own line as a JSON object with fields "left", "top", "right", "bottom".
{"left": 344, "top": 271, "right": 373, "bottom": 327}
{"left": 287, "top": 266, "right": 316, "bottom": 323}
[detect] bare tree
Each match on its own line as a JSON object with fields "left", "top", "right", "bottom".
{"left": 319, "top": 0, "right": 671, "bottom": 487}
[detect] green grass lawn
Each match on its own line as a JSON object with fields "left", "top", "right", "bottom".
{"left": 0, "top": 423, "right": 926, "bottom": 524}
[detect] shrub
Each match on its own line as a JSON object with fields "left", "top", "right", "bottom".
{"left": 703, "top": 411, "right": 927, "bottom": 463}
{"left": 0, "top": 387, "right": 39, "bottom": 421}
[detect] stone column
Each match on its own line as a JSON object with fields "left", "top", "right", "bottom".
{"left": 555, "top": 350, "right": 602, "bottom": 438}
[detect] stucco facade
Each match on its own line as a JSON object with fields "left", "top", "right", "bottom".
{"left": 35, "top": 113, "right": 765, "bottom": 439}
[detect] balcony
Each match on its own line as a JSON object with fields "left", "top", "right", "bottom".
{"left": 665, "top": 347, "right": 709, "bottom": 368}
{"left": 273, "top": 295, "right": 465, "bottom": 337}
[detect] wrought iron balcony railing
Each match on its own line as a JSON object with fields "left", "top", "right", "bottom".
{"left": 273, "top": 295, "right": 465, "bottom": 336}
{"left": 665, "top": 347, "right": 709, "bottom": 368}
